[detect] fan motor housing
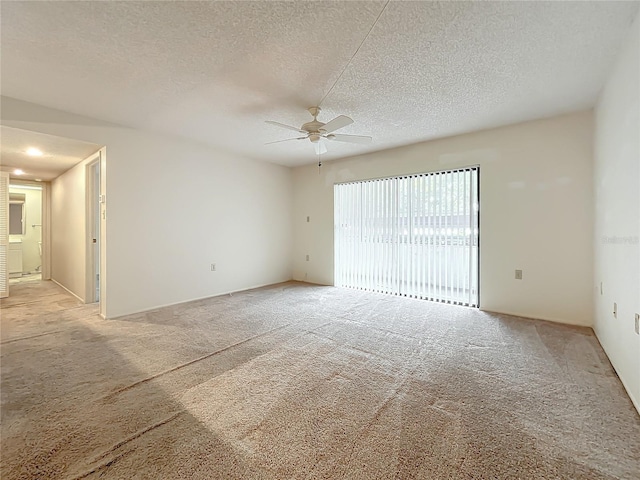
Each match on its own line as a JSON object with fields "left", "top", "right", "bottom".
{"left": 302, "top": 120, "right": 325, "bottom": 135}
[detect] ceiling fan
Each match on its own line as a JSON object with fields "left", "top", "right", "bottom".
{"left": 265, "top": 107, "right": 372, "bottom": 154}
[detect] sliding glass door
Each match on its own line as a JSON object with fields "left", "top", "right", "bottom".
{"left": 334, "top": 167, "right": 479, "bottom": 307}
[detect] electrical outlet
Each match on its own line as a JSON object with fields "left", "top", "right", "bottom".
{"left": 306, "top": 216, "right": 310, "bottom": 223}
{"left": 635, "top": 314, "right": 639, "bottom": 335}
{"left": 305, "top": 255, "right": 310, "bottom": 261}
{"left": 515, "top": 269, "right": 522, "bottom": 280}
{"left": 613, "top": 302, "right": 617, "bottom": 318}
{"left": 210, "top": 263, "right": 216, "bottom": 271}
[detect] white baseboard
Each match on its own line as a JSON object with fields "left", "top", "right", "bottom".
{"left": 592, "top": 329, "right": 640, "bottom": 417}
{"left": 51, "top": 278, "right": 85, "bottom": 303}
{"left": 489, "top": 309, "right": 639, "bottom": 416}
{"left": 108, "top": 279, "right": 294, "bottom": 320}
{"left": 480, "top": 308, "right": 591, "bottom": 328}
{"left": 617, "top": 371, "right": 640, "bottom": 416}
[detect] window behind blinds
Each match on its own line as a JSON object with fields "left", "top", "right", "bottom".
{"left": 334, "top": 167, "right": 479, "bottom": 307}
{"left": 0, "top": 172, "right": 9, "bottom": 298}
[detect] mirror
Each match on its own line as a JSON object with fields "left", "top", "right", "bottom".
{"left": 9, "top": 193, "right": 26, "bottom": 235}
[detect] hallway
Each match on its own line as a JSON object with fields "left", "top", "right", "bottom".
{"left": 1, "top": 279, "right": 89, "bottom": 334}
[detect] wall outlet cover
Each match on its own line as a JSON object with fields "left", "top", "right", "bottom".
{"left": 515, "top": 269, "right": 523, "bottom": 280}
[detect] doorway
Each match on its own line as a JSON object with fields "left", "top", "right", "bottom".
{"left": 8, "top": 182, "right": 43, "bottom": 284}
{"left": 0, "top": 126, "right": 106, "bottom": 316}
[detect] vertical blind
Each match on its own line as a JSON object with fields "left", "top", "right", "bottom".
{"left": 0, "top": 172, "right": 9, "bottom": 298}
{"left": 334, "top": 167, "right": 479, "bottom": 307}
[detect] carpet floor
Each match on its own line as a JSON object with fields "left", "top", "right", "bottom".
{"left": 1, "top": 280, "right": 639, "bottom": 479}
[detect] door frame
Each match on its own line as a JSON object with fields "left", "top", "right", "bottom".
{"left": 84, "top": 148, "right": 106, "bottom": 317}
{"left": 84, "top": 150, "right": 102, "bottom": 312}
{"left": 41, "top": 181, "right": 51, "bottom": 281}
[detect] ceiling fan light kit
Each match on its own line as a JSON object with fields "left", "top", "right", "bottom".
{"left": 265, "top": 106, "right": 372, "bottom": 154}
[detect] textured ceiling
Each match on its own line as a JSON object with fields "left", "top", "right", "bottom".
{"left": 0, "top": 126, "right": 101, "bottom": 181}
{"left": 1, "top": 1, "right": 638, "bottom": 167}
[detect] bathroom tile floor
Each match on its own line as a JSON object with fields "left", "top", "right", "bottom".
{"left": 9, "top": 273, "right": 42, "bottom": 284}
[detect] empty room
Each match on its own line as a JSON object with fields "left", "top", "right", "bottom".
{"left": 1, "top": 1, "right": 639, "bottom": 479}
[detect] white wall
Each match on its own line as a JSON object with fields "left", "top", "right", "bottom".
{"left": 593, "top": 14, "right": 640, "bottom": 412}
{"left": 9, "top": 185, "right": 41, "bottom": 273}
{"left": 1, "top": 96, "right": 293, "bottom": 318}
{"left": 51, "top": 155, "right": 93, "bottom": 301}
{"left": 293, "top": 112, "right": 594, "bottom": 326}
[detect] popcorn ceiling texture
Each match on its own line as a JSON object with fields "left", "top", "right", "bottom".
{"left": 2, "top": 280, "right": 639, "bottom": 479}
{"left": 1, "top": 1, "right": 638, "bottom": 166}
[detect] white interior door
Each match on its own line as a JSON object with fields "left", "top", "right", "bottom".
{"left": 85, "top": 154, "right": 101, "bottom": 304}
{"left": 90, "top": 159, "right": 100, "bottom": 302}
{"left": 0, "top": 172, "right": 10, "bottom": 298}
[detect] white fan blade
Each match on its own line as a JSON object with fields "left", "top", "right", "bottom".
{"left": 265, "top": 120, "right": 306, "bottom": 134}
{"left": 265, "top": 137, "right": 306, "bottom": 145}
{"left": 320, "top": 115, "right": 353, "bottom": 134}
{"left": 314, "top": 140, "right": 328, "bottom": 155}
{"left": 327, "top": 134, "right": 372, "bottom": 144}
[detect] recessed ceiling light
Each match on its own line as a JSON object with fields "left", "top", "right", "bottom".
{"left": 35, "top": 179, "right": 43, "bottom": 182}
{"left": 14, "top": 169, "right": 25, "bottom": 175}
{"left": 26, "top": 147, "right": 43, "bottom": 157}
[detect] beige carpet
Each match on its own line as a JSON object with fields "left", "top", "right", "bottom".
{"left": 1, "top": 280, "right": 639, "bottom": 479}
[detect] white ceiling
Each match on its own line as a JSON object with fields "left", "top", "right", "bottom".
{"left": 0, "top": 126, "right": 101, "bottom": 181}
{"left": 1, "top": 1, "right": 638, "bottom": 167}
